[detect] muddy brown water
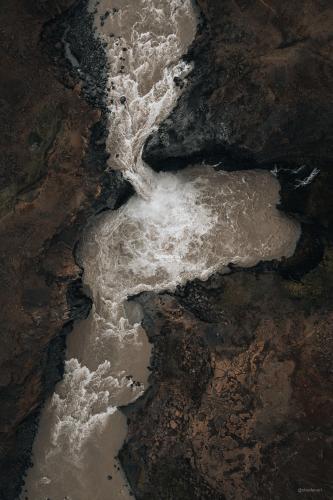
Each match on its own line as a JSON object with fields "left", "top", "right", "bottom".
{"left": 22, "top": 1, "right": 300, "bottom": 499}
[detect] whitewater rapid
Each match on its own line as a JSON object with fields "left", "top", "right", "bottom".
{"left": 23, "top": 1, "right": 300, "bottom": 499}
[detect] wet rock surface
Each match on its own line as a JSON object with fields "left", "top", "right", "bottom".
{"left": 121, "top": 1, "right": 333, "bottom": 499}
{"left": 0, "top": 1, "right": 130, "bottom": 498}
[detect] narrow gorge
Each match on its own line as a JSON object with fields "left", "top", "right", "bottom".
{"left": 0, "top": 0, "right": 332, "bottom": 499}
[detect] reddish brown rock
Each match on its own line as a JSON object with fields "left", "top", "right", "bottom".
{"left": 121, "top": 262, "right": 333, "bottom": 499}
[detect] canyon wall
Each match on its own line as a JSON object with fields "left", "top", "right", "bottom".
{"left": 144, "top": 0, "right": 333, "bottom": 170}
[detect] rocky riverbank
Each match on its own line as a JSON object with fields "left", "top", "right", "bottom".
{"left": 120, "top": 1, "right": 333, "bottom": 499}
{"left": 0, "top": 1, "right": 130, "bottom": 499}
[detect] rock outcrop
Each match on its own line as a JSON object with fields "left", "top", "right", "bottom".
{"left": 0, "top": 1, "right": 129, "bottom": 498}
{"left": 121, "top": 1, "right": 333, "bottom": 499}
{"left": 144, "top": 0, "right": 333, "bottom": 170}
{"left": 121, "top": 259, "right": 333, "bottom": 499}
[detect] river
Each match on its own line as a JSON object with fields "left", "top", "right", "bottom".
{"left": 23, "top": 1, "right": 300, "bottom": 499}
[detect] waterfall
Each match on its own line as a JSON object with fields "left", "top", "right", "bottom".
{"left": 99, "top": 0, "right": 196, "bottom": 198}
{"left": 23, "top": 1, "right": 300, "bottom": 499}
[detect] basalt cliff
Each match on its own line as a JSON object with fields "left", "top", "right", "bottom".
{"left": 0, "top": 0, "right": 333, "bottom": 499}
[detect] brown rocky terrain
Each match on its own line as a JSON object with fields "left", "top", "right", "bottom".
{"left": 121, "top": 260, "right": 333, "bottom": 499}
{"left": 0, "top": 1, "right": 129, "bottom": 498}
{"left": 120, "top": 0, "right": 333, "bottom": 499}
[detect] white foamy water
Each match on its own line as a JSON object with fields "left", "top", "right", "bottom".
{"left": 23, "top": 1, "right": 300, "bottom": 499}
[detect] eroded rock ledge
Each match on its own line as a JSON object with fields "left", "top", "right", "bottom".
{"left": 0, "top": 1, "right": 130, "bottom": 498}
{"left": 120, "top": 1, "right": 333, "bottom": 499}
{"left": 143, "top": 0, "right": 333, "bottom": 171}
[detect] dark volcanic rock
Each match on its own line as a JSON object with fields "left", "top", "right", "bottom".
{"left": 121, "top": 264, "right": 333, "bottom": 499}
{"left": 0, "top": 1, "right": 130, "bottom": 498}
{"left": 143, "top": 0, "right": 333, "bottom": 171}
